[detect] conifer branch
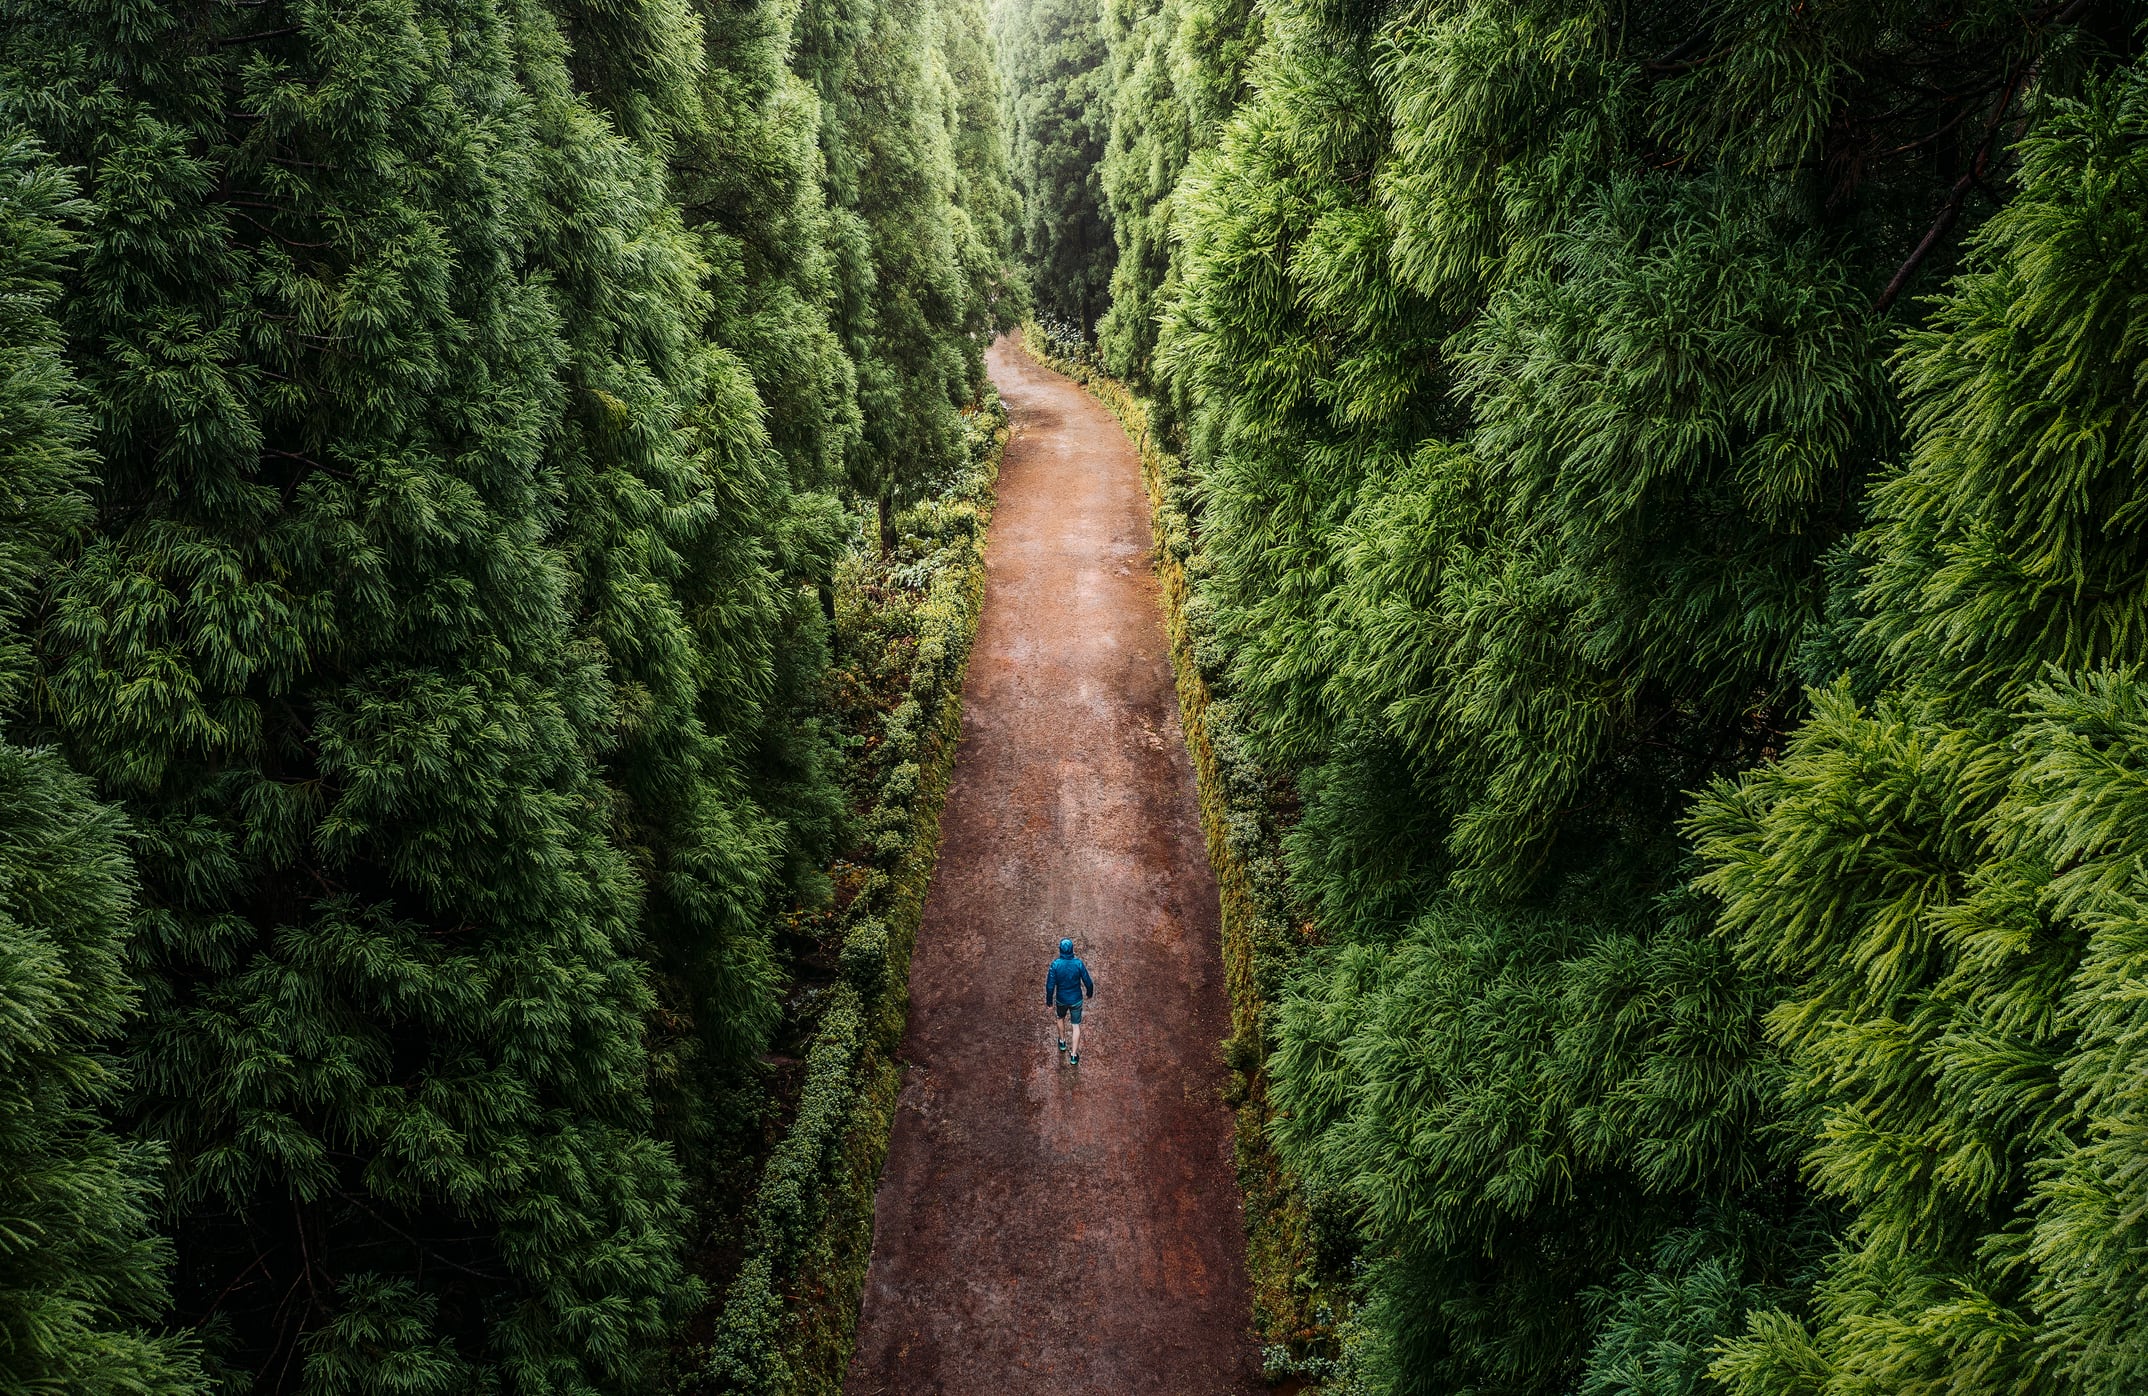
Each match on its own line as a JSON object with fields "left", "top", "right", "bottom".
{"left": 213, "top": 27, "right": 299, "bottom": 46}
{"left": 1874, "top": 63, "right": 2029, "bottom": 312}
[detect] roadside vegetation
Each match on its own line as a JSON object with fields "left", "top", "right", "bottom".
{"left": 12, "top": 0, "right": 2148, "bottom": 1392}
{"left": 0, "top": 0, "right": 1012, "bottom": 1389}
{"left": 1003, "top": 2, "right": 2148, "bottom": 1392}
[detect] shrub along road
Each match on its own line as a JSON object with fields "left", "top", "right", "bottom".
{"left": 844, "top": 336, "right": 1259, "bottom": 1393}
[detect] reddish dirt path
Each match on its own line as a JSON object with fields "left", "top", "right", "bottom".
{"left": 844, "top": 336, "right": 1259, "bottom": 1395}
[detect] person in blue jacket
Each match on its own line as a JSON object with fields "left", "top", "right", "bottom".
{"left": 1045, "top": 937, "right": 1095, "bottom": 1064}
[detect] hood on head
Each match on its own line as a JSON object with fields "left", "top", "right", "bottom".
{"left": 1059, "top": 938, "right": 1074, "bottom": 956}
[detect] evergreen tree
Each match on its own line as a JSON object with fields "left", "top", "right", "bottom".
{"left": 940, "top": 0, "right": 1027, "bottom": 353}
{"left": 679, "top": 0, "right": 862, "bottom": 496}
{"left": 1043, "top": 0, "right": 2131, "bottom": 1389}
{"left": 1694, "top": 50, "right": 2148, "bottom": 1396}
{"left": 1, "top": 3, "right": 690, "bottom": 1385}
{"left": 0, "top": 127, "right": 203, "bottom": 1396}
{"left": 520, "top": 0, "right": 835, "bottom": 1198}
{"left": 799, "top": 0, "right": 1016, "bottom": 549}
{"left": 2, "top": 0, "right": 1013, "bottom": 1382}
{"left": 1094, "top": 0, "right": 1255, "bottom": 389}
{"left": 998, "top": 0, "right": 1115, "bottom": 334}
{"left": 666, "top": 0, "right": 870, "bottom": 946}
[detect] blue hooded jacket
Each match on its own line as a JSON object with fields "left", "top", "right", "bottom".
{"left": 1045, "top": 951, "right": 1095, "bottom": 1007}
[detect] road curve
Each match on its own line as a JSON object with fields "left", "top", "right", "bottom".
{"left": 843, "top": 334, "right": 1259, "bottom": 1395}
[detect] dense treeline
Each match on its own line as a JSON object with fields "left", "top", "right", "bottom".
{"left": 996, "top": 0, "right": 1112, "bottom": 331}
{"left": 15, "top": 0, "right": 2148, "bottom": 1389}
{"left": 0, "top": 0, "right": 1011, "bottom": 1388}
{"left": 1694, "top": 75, "right": 2148, "bottom": 1395}
{"left": 1093, "top": 0, "right": 1254, "bottom": 394}
{"left": 0, "top": 129, "right": 204, "bottom": 1396}
{"left": 1004, "top": 0, "right": 2148, "bottom": 1392}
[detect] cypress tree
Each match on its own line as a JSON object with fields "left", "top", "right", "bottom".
{"left": 2, "top": 3, "right": 689, "bottom": 1385}
{"left": 1094, "top": 0, "right": 1255, "bottom": 389}
{"left": 3, "top": 0, "right": 1014, "bottom": 1381}
{"left": 798, "top": 0, "right": 1014, "bottom": 552}
{"left": 664, "top": 0, "right": 1017, "bottom": 934}
{"left": 666, "top": 0, "right": 870, "bottom": 950}
{"left": 0, "top": 127, "right": 204, "bottom": 1396}
{"left": 941, "top": 0, "right": 1026, "bottom": 354}
{"left": 997, "top": 0, "right": 1115, "bottom": 336}
{"left": 1047, "top": 0, "right": 2130, "bottom": 1389}
{"left": 1694, "top": 50, "right": 2148, "bottom": 1396}
{"left": 679, "top": 0, "right": 862, "bottom": 494}
{"left": 516, "top": 0, "right": 835, "bottom": 1204}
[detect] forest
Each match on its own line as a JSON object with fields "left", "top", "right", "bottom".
{"left": 1, "top": 0, "right": 1013, "bottom": 1390}
{"left": 8, "top": 0, "right": 2148, "bottom": 1393}
{"left": 1002, "top": 0, "right": 2148, "bottom": 1393}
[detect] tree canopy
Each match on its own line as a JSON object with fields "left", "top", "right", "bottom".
{"left": 0, "top": 0, "right": 1011, "bottom": 1386}
{"left": 1020, "top": 0, "right": 2148, "bottom": 1392}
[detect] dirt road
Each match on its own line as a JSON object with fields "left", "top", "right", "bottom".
{"left": 843, "top": 336, "right": 1259, "bottom": 1394}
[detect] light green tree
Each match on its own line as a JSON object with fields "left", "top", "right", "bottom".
{"left": 1095, "top": 0, "right": 1255, "bottom": 390}
{"left": 1058, "top": 0, "right": 2127, "bottom": 1389}
{"left": 1696, "top": 55, "right": 2148, "bottom": 1396}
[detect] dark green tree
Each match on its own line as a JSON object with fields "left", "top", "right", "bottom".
{"left": 942, "top": 0, "right": 1027, "bottom": 348}
{"left": 2, "top": 2, "right": 692, "bottom": 1385}
{"left": 679, "top": 0, "right": 861, "bottom": 496}
{"left": 0, "top": 127, "right": 204, "bottom": 1396}
{"left": 519, "top": 0, "right": 845, "bottom": 1213}
{"left": 998, "top": 0, "right": 1115, "bottom": 334}
{"left": 3, "top": 0, "right": 1015, "bottom": 1384}
{"left": 794, "top": 0, "right": 1016, "bottom": 550}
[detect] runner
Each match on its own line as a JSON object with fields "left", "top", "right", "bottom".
{"left": 1044, "top": 937, "right": 1096, "bottom": 1065}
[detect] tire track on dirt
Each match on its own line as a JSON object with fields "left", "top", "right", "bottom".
{"left": 843, "top": 334, "right": 1259, "bottom": 1394}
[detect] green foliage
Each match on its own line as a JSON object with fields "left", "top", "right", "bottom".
{"left": 1014, "top": 0, "right": 2136, "bottom": 1390}
{"left": 1268, "top": 891, "right": 1799, "bottom": 1394}
{"left": 0, "top": 131, "right": 89, "bottom": 716}
{"left": 0, "top": 745, "right": 204, "bottom": 1396}
{"left": 1576, "top": 1218, "right": 1828, "bottom": 1396}
{"left": 800, "top": 0, "right": 1017, "bottom": 541}
{"left": 998, "top": 0, "right": 1115, "bottom": 333}
{"left": 3, "top": 0, "right": 698, "bottom": 1383}
{"left": 704, "top": 988, "right": 868, "bottom": 1396}
{"left": 1694, "top": 58, "right": 2148, "bottom": 1396}
{"left": 704, "top": 397, "right": 1002, "bottom": 1396}
{"left": 0, "top": 128, "right": 203, "bottom": 1396}
{"left": 0, "top": 0, "right": 1014, "bottom": 1384}
{"left": 679, "top": 0, "right": 858, "bottom": 495}
{"left": 1095, "top": 0, "right": 1256, "bottom": 388}
{"left": 518, "top": 0, "right": 845, "bottom": 1252}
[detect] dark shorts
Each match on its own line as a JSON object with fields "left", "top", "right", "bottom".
{"left": 1053, "top": 1001, "right": 1084, "bottom": 1025}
